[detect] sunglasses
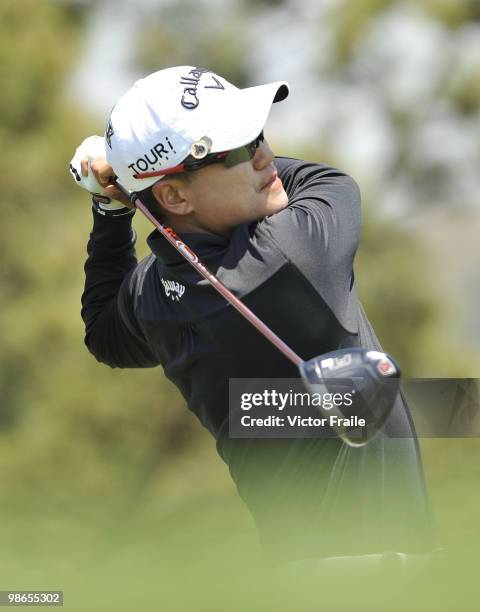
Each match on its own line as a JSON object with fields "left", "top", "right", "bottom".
{"left": 133, "top": 132, "right": 265, "bottom": 180}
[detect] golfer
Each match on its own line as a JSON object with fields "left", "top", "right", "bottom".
{"left": 71, "top": 66, "right": 434, "bottom": 564}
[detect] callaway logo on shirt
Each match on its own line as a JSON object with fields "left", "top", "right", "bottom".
{"left": 161, "top": 278, "right": 186, "bottom": 302}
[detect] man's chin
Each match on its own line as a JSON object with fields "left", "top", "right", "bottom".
{"left": 267, "top": 187, "right": 289, "bottom": 214}
{"left": 251, "top": 188, "right": 289, "bottom": 223}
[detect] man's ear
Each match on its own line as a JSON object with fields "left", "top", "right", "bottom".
{"left": 151, "top": 179, "right": 193, "bottom": 217}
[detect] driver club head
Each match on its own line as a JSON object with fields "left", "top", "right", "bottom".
{"left": 299, "top": 348, "right": 401, "bottom": 447}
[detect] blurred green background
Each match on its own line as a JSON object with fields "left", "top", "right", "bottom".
{"left": 1, "top": 0, "right": 479, "bottom": 609}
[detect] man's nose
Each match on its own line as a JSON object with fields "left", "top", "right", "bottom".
{"left": 253, "top": 139, "right": 274, "bottom": 170}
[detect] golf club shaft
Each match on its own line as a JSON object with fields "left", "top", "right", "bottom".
{"left": 115, "top": 181, "right": 303, "bottom": 367}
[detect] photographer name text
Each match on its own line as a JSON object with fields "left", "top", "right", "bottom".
{"left": 240, "top": 414, "right": 365, "bottom": 428}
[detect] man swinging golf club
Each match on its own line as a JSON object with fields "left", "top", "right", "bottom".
{"left": 70, "top": 66, "right": 434, "bottom": 565}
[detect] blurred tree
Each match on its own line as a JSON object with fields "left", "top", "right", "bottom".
{"left": 357, "top": 207, "right": 480, "bottom": 377}
{"left": 417, "top": 0, "right": 480, "bottom": 29}
{"left": 356, "top": 209, "right": 447, "bottom": 376}
{"left": 325, "top": 0, "right": 396, "bottom": 67}
{"left": 0, "top": 0, "right": 86, "bottom": 430}
{"left": 241, "top": 0, "right": 288, "bottom": 8}
{"left": 0, "top": 0, "right": 206, "bottom": 505}
{"left": 444, "top": 58, "right": 480, "bottom": 116}
{"left": 135, "top": 2, "right": 250, "bottom": 87}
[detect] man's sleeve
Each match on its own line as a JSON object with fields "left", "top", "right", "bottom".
{"left": 81, "top": 209, "right": 160, "bottom": 368}
{"left": 261, "top": 157, "right": 361, "bottom": 329}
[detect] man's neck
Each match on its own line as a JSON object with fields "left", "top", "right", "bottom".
{"left": 166, "top": 215, "right": 233, "bottom": 238}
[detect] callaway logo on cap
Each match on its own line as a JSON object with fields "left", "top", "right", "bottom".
{"left": 105, "top": 66, "right": 289, "bottom": 192}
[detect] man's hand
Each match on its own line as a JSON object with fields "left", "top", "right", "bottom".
{"left": 82, "top": 156, "right": 132, "bottom": 208}
{"left": 69, "top": 136, "right": 132, "bottom": 209}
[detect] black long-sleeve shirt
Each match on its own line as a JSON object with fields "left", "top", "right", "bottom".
{"left": 82, "top": 158, "right": 433, "bottom": 559}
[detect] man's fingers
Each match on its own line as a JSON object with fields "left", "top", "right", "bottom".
{"left": 75, "top": 153, "right": 130, "bottom": 206}
{"left": 80, "top": 158, "right": 89, "bottom": 177}
{"left": 90, "top": 158, "right": 114, "bottom": 187}
{"left": 103, "top": 185, "right": 133, "bottom": 208}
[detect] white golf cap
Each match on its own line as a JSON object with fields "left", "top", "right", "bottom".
{"left": 105, "top": 66, "right": 289, "bottom": 192}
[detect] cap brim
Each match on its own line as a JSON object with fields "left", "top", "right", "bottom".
{"left": 207, "top": 81, "right": 289, "bottom": 153}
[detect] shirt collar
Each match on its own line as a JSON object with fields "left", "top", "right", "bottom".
{"left": 147, "top": 228, "right": 231, "bottom": 266}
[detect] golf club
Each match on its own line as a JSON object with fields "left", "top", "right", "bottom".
{"left": 114, "top": 180, "right": 401, "bottom": 447}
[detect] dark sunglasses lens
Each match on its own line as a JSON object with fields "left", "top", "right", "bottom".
{"left": 224, "top": 146, "right": 255, "bottom": 168}
{"left": 224, "top": 133, "right": 264, "bottom": 168}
